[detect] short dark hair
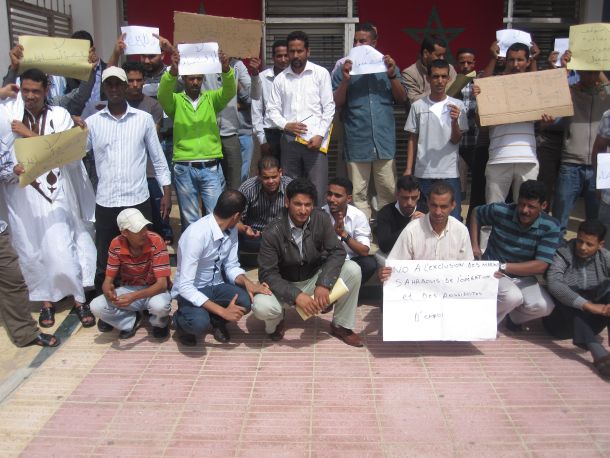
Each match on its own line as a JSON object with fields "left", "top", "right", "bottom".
{"left": 329, "top": 176, "right": 353, "bottom": 195}
{"left": 122, "top": 61, "right": 145, "bottom": 76}
{"left": 355, "top": 22, "right": 377, "bottom": 41}
{"left": 518, "top": 180, "right": 546, "bottom": 204}
{"left": 71, "top": 30, "right": 94, "bottom": 47}
{"left": 507, "top": 42, "right": 530, "bottom": 60}
{"left": 456, "top": 48, "right": 476, "bottom": 58}
{"left": 427, "top": 59, "right": 450, "bottom": 76}
{"left": 396, "top": 175, "right": 420, "bottom": 193}
{"left": 578, "top": 220, "right": 607, "bottom": 242}
{"left": 272, "top": 40, "right": 288, "bottom": 56}
{"left": 429, "top": 180, "right": 454, "bottom": 202}
{"left": 214, "top": 190, "right": 247, "bottom": 218}
{"left": 257, "top": 156, "right": 280, "bottom": 173}
{"left": 287, "top": 31, "right": 309, "bottom": 49}
{"left": 420, "top": 34, "right": 447, "bottom": 58}
{"left": 286, "top": 177, "right": 317, "bottom": 204}
{"left": 20, "top": 68, "right": 49, "bottom": 89}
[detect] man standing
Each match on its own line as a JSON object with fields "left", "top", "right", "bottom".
{"left": 158, "top": 49, "right": 235, "bottom": 228}
{"left": 252, "top": 178, "right": 363, "bottom": 347}
{"left": 470, "top": 180, "right": 561, "bottom": 328}
{"left": 172, "top": 190, "right": 270, "bottom": 346}
{"left": 251, "top": 40, "right": 289, "bottom": 162}
{"left": 90, "top": 209, "right": 172, "bottom": 339}
{"left": 237, "top": 156, "right": 292, "bottom": 253}
{"left": 86, "top": 66, "right": 172, "bottom": 294}
{"left": 322, "top": 177, "right": 377, "bottom": 283}
{"left": 404, "top": 60, "right": 468, "bottom": 220}
{"left": 332, "top": 22, "right": 406, "bottom": 219}
{"left": 401, "top": 34, "right": 457, "bottom": 105}
{"left": 455, "top": 48, "right": 478, "bottom": 188}
{"left": 380, "top": 181, "right": 472, "bottom": 268}
{"left": 375, "top": 175, "right": 424, "bottom": 259}
{"left": 267, "top": 31, "right": 335, "bottom": 202}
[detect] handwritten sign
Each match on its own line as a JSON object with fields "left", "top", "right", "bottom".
{"left": 383, "top": 260, "right": 499, "bottom": 341}
{"left": 14, "top": 127, "right": 88, "bottom": 187}
{"left": 19, "top": 36, "right": 92, "bottom": 81}
{"left": 596, "top": 153, "right": 610, "bottom": 189}
{"left": 474, "top": 68, "right": 573, "bottom": 126}
{"left": 347, "top": 45, "right": 386, "bottom": 75}
{"left": 553, "top": 38, "right": 570, "bottom": 67}
{"left": 177, "top": 43, "right": 221, "bottom": 75}
{"left": 174, "top": 12, "right": 263, "bottom": 58}
{"left": 120, "top": 26, "right": 160, "bottom": 55}
{"left": 496, "top": 29, "right": 532, "bottom": 58}
{"left": 567, "top": 23, "right": 610, "bottom": 71}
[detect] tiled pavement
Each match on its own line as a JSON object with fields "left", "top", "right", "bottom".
{"left": 0, "top": 301, "right": 609, "bottom": 458}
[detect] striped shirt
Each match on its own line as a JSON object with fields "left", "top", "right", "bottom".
{"left": 86, "top": 104, "right": 171, "bottom": 208}
{"left": 238, "top": 175, "right": 292, "bottom": 232}
{"left": 478, "top": 203, "right": 561, "bottom": 265}
{"left": 106, "top": 231, "right": 171, "bottom": 286}
{"left": 488, "top": 122, "right": 537, "bottom": 165}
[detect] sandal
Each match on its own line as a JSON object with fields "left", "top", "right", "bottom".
{"left": 594, "top": 354, "right": 610, "bottom": 377}
{"left": 74, "top": 303, "right": 96, "bottom": 328}
{"left": 38, "top": 305, "right": 55, "bottom": 328}
{"left": 27, "top": 333, "right": 60, "bottom": 347}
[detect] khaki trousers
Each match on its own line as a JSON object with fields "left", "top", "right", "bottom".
{"left": 347, "top": 160, "right": 396, "bottom": 219}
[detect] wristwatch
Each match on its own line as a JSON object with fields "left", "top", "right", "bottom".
{"left": 499, "top": 263, "right": 507, "bottom": 273}
{"left": 341, "top": 234, "right": 352, "bottom": 244}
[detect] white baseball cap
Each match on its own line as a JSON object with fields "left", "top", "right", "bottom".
{"left": 102, "top": 66, "right": 127, "bottom": 83}
{"left": 116, "top": 208, "right": 151, "bottom": 233}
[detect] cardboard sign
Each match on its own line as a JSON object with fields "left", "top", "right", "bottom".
{"left": 174, "top": 12, "right": 263, "bottom": 58}
{"left": 19, "top": 36, "right": 92, "bottom": 81}
{"left": 567, "top": 23, "right": 610, "bottom": 71}
{"left": 474, "top": 68, "right": 573, "bottom": 126}
{"left": 383, "top": 260, "right": 499, "bottom": 341}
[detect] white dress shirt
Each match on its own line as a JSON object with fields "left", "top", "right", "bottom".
{"left": 388, "top": 214, "right": 473, "bottom": 261}
{"left": 86, "top": 104, "right": 171, "bottom": 208}
{"left": 322, "top": 204, "right": 371, "bottom": 259}
{"left": 251, "top": 67, "right": 277, "bottom": 145}
{"left": 172, "top": 214, "right": 246, "bottom": 307}
{"left": 266, "top": 60, "right": 335, "bottom": 138}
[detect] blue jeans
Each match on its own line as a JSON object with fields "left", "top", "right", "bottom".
{"left": 239, "top": 134, "right": 254, "bottom": 183}
{"left": 174, "top": 283, "right": 251, "bottom": 336}
{"left": 173, "top": 162, "right": 225, "bottom": 229}
{"left": 552, "top": 164, "right": 598, "bottom": 232}
{"left": 418, "top": 177, "right": 462, "bottom": 221}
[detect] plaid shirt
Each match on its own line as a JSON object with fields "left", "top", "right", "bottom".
{"left": 460, "top": 82, "right": 478, "bottom": 147}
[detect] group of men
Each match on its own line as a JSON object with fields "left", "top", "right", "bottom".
{"left": 0, "top": 22, "right": 609, "bottom": 376}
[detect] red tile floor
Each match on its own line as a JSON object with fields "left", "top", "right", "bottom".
{"left": 1, "top": 303, "right": 609, "bottom": 457}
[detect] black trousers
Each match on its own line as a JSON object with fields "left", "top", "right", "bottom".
{"left": 94, "top": 200, "right": 152, "bottom": 293}
{"left": 352, "top": 255, "right": 377, "bottom": 284}
{"left": 543, "top": 304, "right": 610, "bottom": 348}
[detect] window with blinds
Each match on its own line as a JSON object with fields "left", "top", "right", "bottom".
{"left": 7, "top": 0, "right": 72, "bottom": 46}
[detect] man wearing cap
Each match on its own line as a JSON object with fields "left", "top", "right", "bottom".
{"left": 90, "top": 208, "right": 172, "bottom": 339}
{"left": 157, "top": 48, "right": 235, "bottom": 229}
{"left": 86, "top": 66, "right": 172, "bottom": 296}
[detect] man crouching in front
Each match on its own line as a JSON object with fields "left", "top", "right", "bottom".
{"left": 252, "top": 178, "right": 364, "bottom": 347}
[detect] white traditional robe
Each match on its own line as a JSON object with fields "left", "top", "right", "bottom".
{"left": 0, "top": 96, "right": 96, "bottom": 303}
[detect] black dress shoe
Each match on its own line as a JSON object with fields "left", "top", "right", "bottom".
{"left": 213, "top": 323, "right": 230, "bottom": 343}
{"left": 97, "top": 319, "right": 114, "bottom": 332}
{"left": 118, "top": 312, "right": 142, "bottom": 339}
{"left": 152, "top": 325, "right": 169, "bottom": 339}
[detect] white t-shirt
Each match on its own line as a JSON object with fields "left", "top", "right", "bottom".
{"left": 404, "top": 96, "right": 468, "bottom": 178}
{"left": 488, "top": 122, "right": 537, "bottom": 165}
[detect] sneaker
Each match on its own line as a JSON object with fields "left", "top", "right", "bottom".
{"left": 118, "top": 312, "right": 142, "bottom": 339}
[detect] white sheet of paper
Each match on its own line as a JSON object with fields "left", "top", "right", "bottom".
{"left": 553, "top": 38, "right": 570, "bottom": 67}
{"left": 120, "top": 26, "right": 160, "bottom": 55}
{"left": 383, "top": 260, "right": 499, "bottom": 341}
{"left": 178, "top": 42, "right": 221, "bottom": 76}
{"left": 429, "top": 99, "right": 451, "bottom": 127}
{"left": 347, "top": 45, "right": 386, "bottom": 75}
{"left": 596, "top": 153, "right": 610, "bottom": 189}
{"left": 496, "top": 29, "right": 532, "bottom": 58}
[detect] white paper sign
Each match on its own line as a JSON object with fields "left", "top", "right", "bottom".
{"left": 596, "top": 153, "right": 610, "bottom": 189}
{"left": 177, "top": 42, "right": 221, "bottom": 76}
{"left": 383, "top": 260, "right": 499, "bottom": 341}
{"left": 120, "top": 26, "right": 160, "bottom": 55}
{"left": 496, "top": 29, "right": 532, "bottom": 58}
{"left": 347, "top": 45, "right": 386, "bottom": 75}
{"left": 429, "top": 99, "right": 451, "bottom": 127}
{"left": 553, "top": 38, "right": 570, "bottom": 67}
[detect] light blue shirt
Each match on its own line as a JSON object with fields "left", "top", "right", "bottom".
{"left": 172, "top": 214, "right": 245, "bottom": 306}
